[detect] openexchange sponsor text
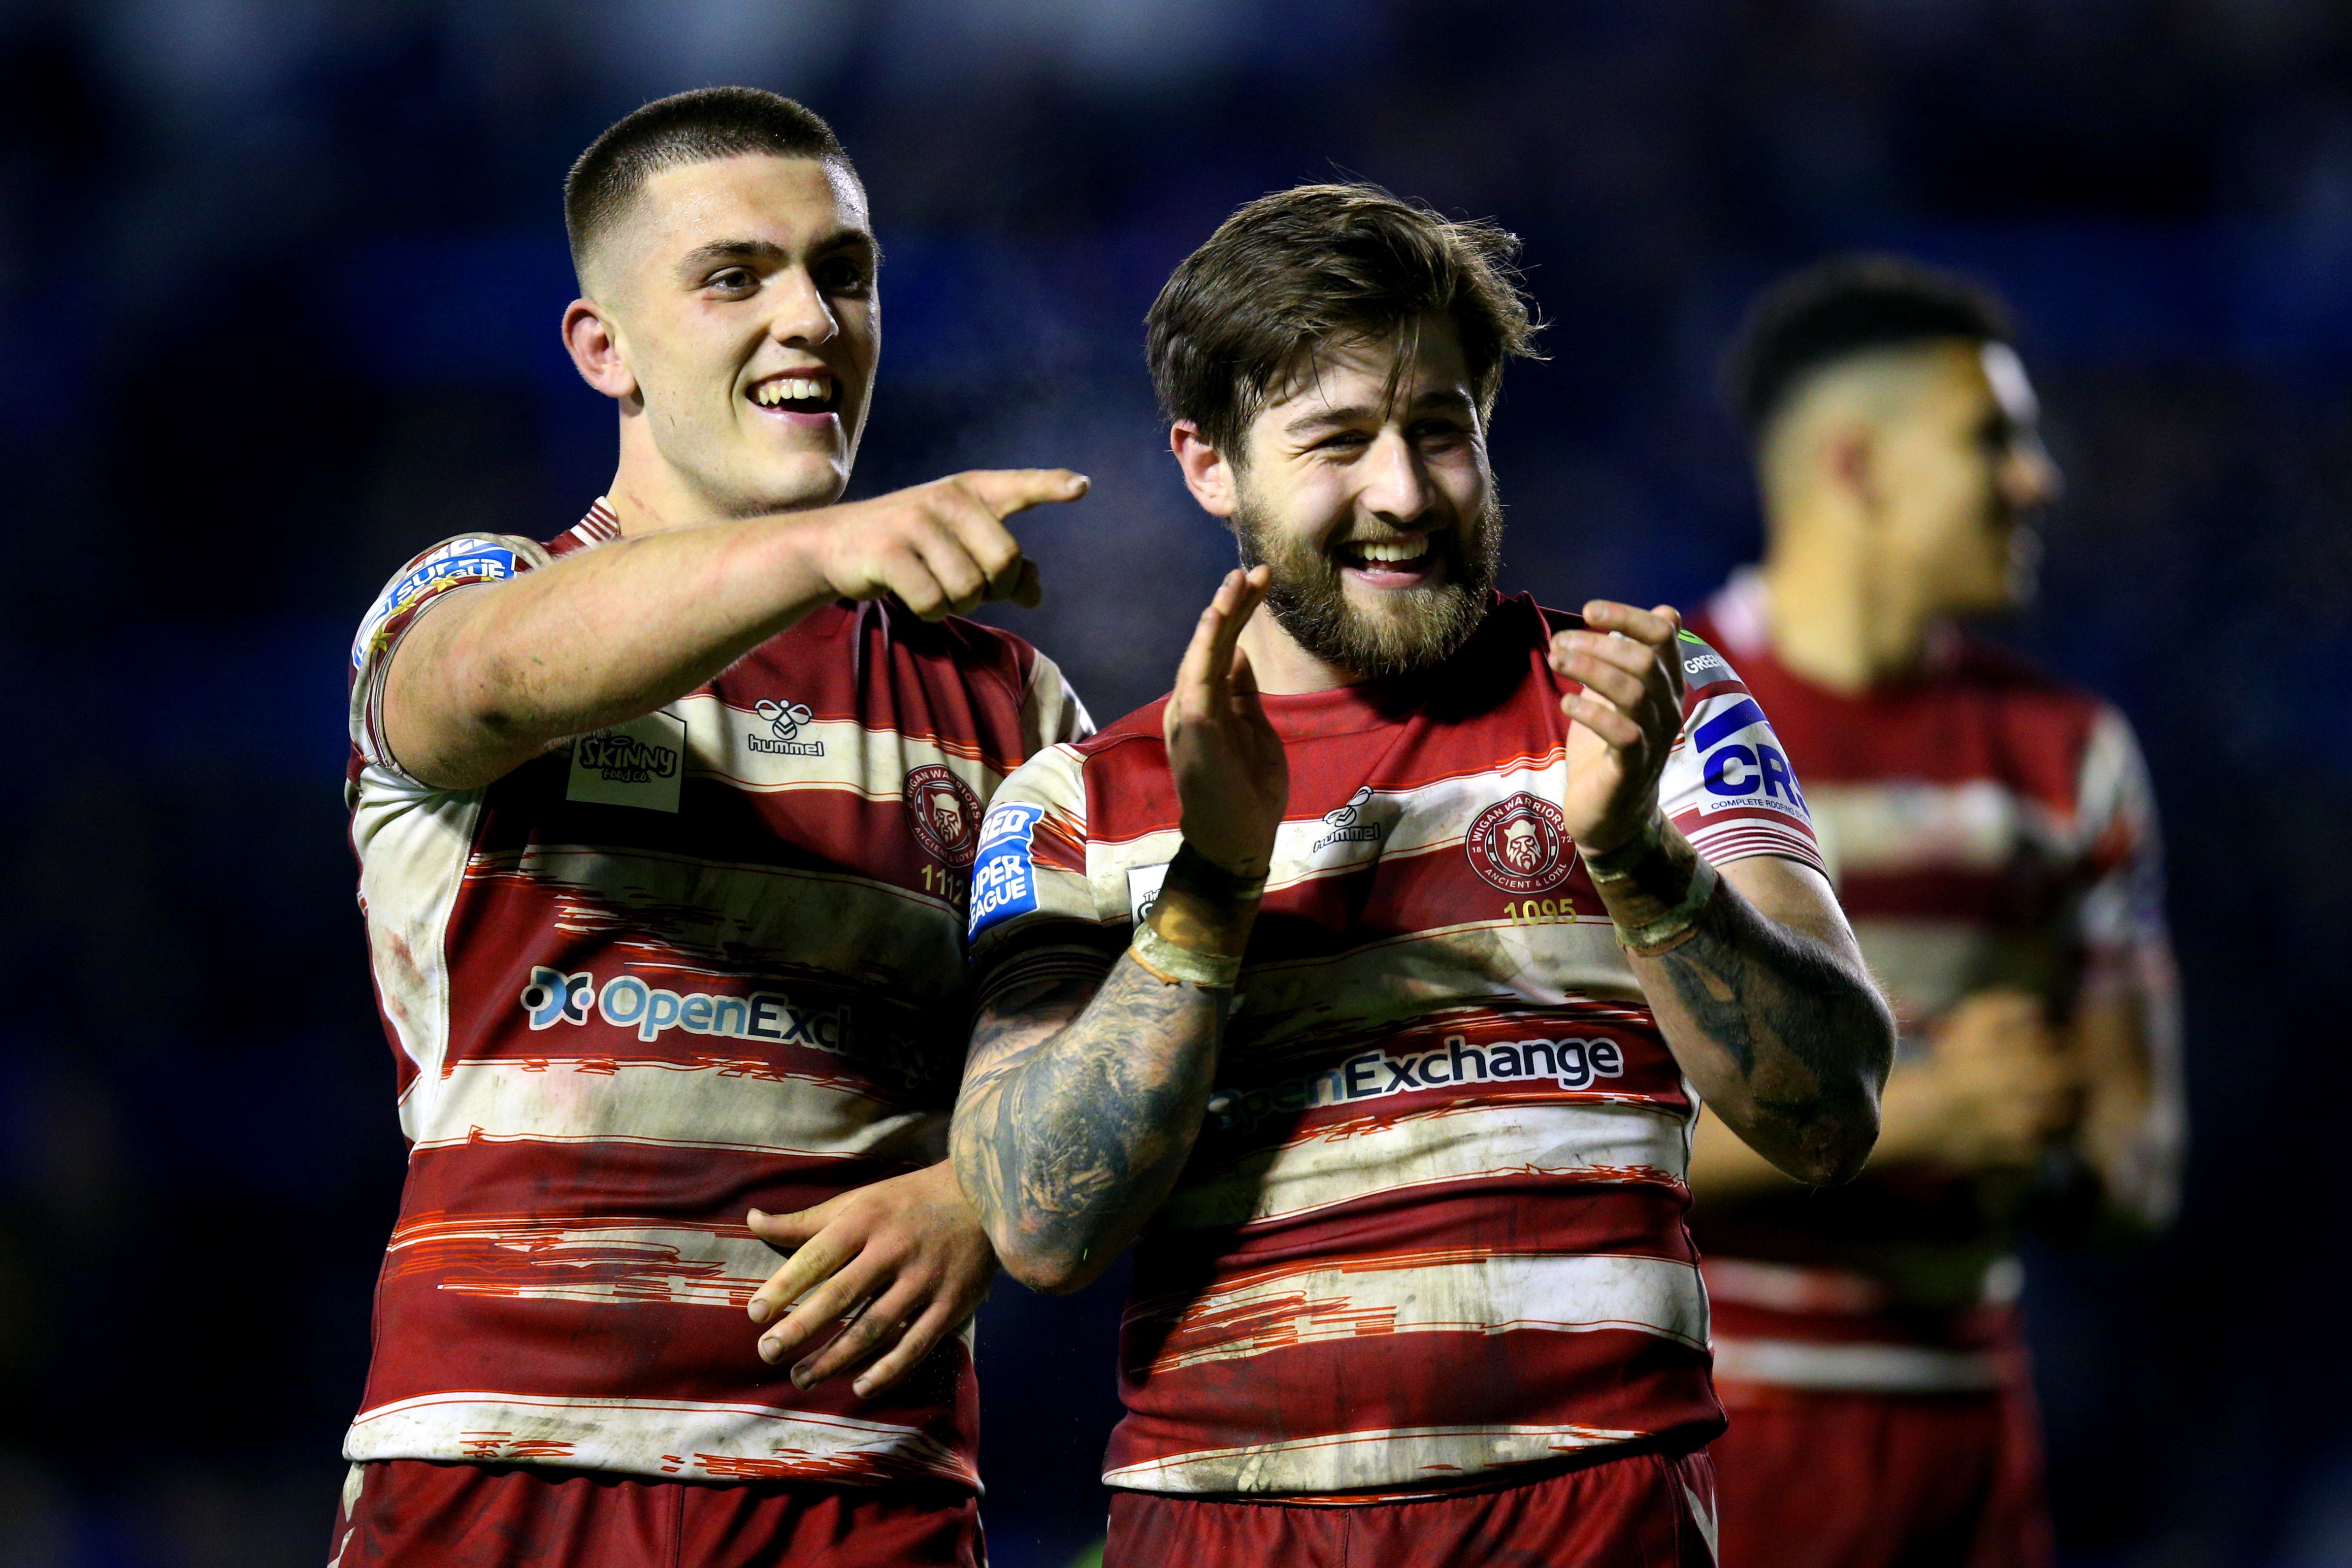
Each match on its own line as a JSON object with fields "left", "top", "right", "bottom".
{"left": 520, "top": 967, "right": 849, "bottom": 1048}
{"left": 1209, "top": 1034, "right": 1626, "bottom": 1133}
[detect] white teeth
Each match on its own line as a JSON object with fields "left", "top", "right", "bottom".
{"left": 755, "top": 377, "right": 828, "bottom": 406}
{"left": 1354, "top": 538, "right": 1428, "bottom": 564}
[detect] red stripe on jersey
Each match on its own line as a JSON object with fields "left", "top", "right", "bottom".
{"left": 1134, "top": 1181, "right": 1699, "bottom": 1288}
{"left": 1108, "top": 1327, "right": 1719, "bottom": 1473}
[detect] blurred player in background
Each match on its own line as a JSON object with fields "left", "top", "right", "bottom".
{"left": 952, "top": 184, "right": 1896, "bottom": 1567}
{"left": 330, "top": 89, "right": 1090, "bottom": 1566}
{"left": 1687, "top": 256, "right": 2185, "bottom": 1568}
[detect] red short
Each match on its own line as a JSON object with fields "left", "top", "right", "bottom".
{"left": 1105, "top": 1449, "right": 1717, "bottom": 1568}
{"left": 1709, "top": 1382, "right": 2052, "bottom": 1568}
{"left": 325, "top": 1460, "right": 984, "bottom": 1568}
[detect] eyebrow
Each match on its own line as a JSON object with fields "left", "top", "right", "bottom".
{"left": 1283, "top": 387, "right": 1476, "bottom": 437}
{"left": 673, "top": 229, "right": 880, "bottom": 283}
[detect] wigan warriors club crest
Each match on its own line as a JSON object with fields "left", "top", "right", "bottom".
{"left": 904, "top": 765, "right": 983, "bottom": 869}
{"left": 1464, "top": 792, "right": 1578, "bottom": 895}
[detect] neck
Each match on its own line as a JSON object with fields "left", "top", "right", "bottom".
{"left": 1237, "top": 614, "right": 1365, "bottom": 695}
{"left": 598, "top": 414, "right": 842, "bottom": 538}
{"left": 1758, "top": 512, "right": 1935, "bottom": 695}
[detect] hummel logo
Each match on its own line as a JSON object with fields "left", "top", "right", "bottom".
{"left": 751, "top": 698, "right": 823, "bottom": 756}
{"left": 1312, "top": 784, "right": 1385, "bottom": 852}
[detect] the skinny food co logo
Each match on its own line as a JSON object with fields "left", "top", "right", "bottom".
{"left": 575, "top": 730, "right": 680, "bottom": 785}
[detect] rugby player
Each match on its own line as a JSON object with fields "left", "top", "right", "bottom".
{"left": 950, "top": 184, "right": 1898, "bottom": 1565}
{"left": 329, "top": 89, "right": 1092, "bottom": 1566}
{"left": 1686, "top": 256, "right": 2184, "bottom": 1568}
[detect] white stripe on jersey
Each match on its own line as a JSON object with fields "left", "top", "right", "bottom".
{"left": 1804, "top": 778, "right": 2067, "bottom": 876}
{"left": 1132, "top": 1251, "right": 1708, "bottom": 1376}
{"left": 1711, "top": 1336, "right": 2006, "bottom": 1393}
{"left": 345, "top": 1390, "right": 977, "bottom": 1487}
{"left": 1164, "top": 1098, "right": 1687, "bottom": 1231}
{"left": 386, "top": 1221, "right": 782, "bottom": 1309}
{"left": 670, "top": 694, "right": 1009, "bottom": 795}
{"left": 408, "top": 1058, "right": 946, "bottom": 1163}
{"left": 1100, "top": 1419, "right": 1646, "bottom": 1496}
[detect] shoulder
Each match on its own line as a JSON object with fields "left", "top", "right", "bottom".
{"left": 1072, "top": 695, "right": 1172, "bottom": 762}
{"left": 370, "top": 531, "right": 545, "bottom": 601}
{"left": 1946, "top": 632, "right": 2093, "bottom": 701}
{"left": 1946, "top": 631, "right": 2118, "bottom": 758}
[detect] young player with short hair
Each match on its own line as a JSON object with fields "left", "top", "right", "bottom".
{"left": 1686, "top": 256, "right": 2185, "bottom": 1568}
{"left": 330, "top": 88, "right": 1092, "bottom": 1566}
{"left": 950, "top": 184, "right": 1898, "bottom": 1566}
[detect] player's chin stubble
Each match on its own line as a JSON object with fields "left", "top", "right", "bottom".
{"left": 1233, "top": 490, "right": 1503, "bottom": 679}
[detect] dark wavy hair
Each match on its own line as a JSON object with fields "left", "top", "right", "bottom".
{"left": 1146, "top": 182, "right": 1542, "bottom": 457}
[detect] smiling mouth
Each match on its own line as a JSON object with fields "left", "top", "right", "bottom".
{"left": 750, "top": 374, "right": 839, "bottom": 417}
{"left": 1337, "top": 535, "right": 1436, "bottom": 575}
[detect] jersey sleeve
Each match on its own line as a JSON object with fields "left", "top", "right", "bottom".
{"left": 348, "top": 532, "right": 546, "bottom": 783}
{"left": 1018, "top": 648, "right": 1096, "bottom": 752}
{"left": 2069, "top": 703, "right": 2185, "bottom": 1227}
{"left": 2072, "top": 704, "right": 2168, "bottom": 955}
{"left": 1657, "top": 632, "right": 1828, "bottom": 876}
{"left": 967, "top": 743, "right": 1124, "bottom": 1004}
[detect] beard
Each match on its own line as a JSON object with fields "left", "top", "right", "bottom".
{"left": 1233, "top": 487, "right": 1503, "bottom": 680}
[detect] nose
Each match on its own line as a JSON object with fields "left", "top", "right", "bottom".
{"left": 1357, "top": 428, "right": 1434, "bottom": 525}
{"left": 2004, "top": 435, "right": 2062, "bottom": 512}
{"left": 765, "top": 266, "right": 839, "bottom": 350}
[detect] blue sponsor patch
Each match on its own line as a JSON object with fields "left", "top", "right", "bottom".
{"left": 353, "top": 544, "right": 518, "bottom": 668}
{"left": 1694, "top": 696, "right": 1808, "bottom": 816}
{"left": 968, "top": 802, "right": 1046, "bottom": 939}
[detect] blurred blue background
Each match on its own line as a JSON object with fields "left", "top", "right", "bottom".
{"left": 0, "top": 2, "right": 2346, "bottom": 1564}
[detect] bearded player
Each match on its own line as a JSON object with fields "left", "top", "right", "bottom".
{"left": 1686, "top": 257, "right": 2185, "bottom": 1568}
{"left": 329, "top": 89, "right": 1093, "bottom": 1566}
{"left": 950, "top": 185, "right": 1898, "bottom": 1565}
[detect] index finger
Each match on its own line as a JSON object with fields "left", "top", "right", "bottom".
{"left": 746, "top": 1224, "right": 856, "bottom": 1324}
{"left": 1174, "top": 567, "right": 1268, "bottom": 712}
{"left": 957, "top": 468, "right": 1091, "bottom": 521}
{"left": 1580, "top": 599, "right": 1681, "bottom": 650}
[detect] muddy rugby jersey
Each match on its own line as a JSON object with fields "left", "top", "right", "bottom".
{"left": 341, "top": 499, "right": 1088, "bottom": 1489}
{"left": 1689, "top": 569, "right": 2175, "bottom": 1397}
{"left": 968, "top": 593, "right": 1825, "bottom": 1497}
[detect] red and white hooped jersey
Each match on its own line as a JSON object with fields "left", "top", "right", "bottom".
{"left": 967, "top": 594, "right": 1824, "bottom": 1498}
{"left": 341, "top": 499, "right": 1088, "bottom": 1490}
{"left": 1689, "top": 569, "right": 2178, "bottom": 1396}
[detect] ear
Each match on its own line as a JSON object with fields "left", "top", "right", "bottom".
{"left": 1170, "top": 422, "right": 1240, "bottom": 519}
{"left": 563, "top": 298, "right": 639, "bottom": 403}
{"left": 1819, "top": 424, "right": 1882, "bottom": 522}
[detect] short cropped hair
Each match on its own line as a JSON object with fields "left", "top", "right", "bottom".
{"left": 564, "top": 87, "right": 854, "bottom": 286}
{"left": 1146, "top": 182, "right": 1542, "bottom": 456}
{"left": 1725, "top": 255, "right": 2013, "bottom": 437}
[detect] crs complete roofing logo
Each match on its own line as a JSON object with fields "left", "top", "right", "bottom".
{"left": 905, "top": 764, "right": 983, "bottom": 868}
{"left": 1464, "top": 792, "right": 1578, "bottom": 895}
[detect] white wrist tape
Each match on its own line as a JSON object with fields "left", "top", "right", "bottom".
{"left": 1131, "top": 921, "right": 1244, "bottom": 988}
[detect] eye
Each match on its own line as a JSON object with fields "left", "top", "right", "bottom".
{"left": 1412, "top": 419, "right": 1471, "bottom": 449}
{"left": 705, "top": 266, "right": 758, "bottom": 295}
{"left": 815, "top": 256, "right": 871, "bottom": 295}
{"left": 1313, "top": 430, "right": 1371, "bottom": 453}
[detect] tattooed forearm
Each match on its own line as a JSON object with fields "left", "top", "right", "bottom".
{"left": 1636, "top": 883, "right": 1895, "bottom": 1186}
{"left": 952, "top": 958, "right": 1228, "bottom": 1294}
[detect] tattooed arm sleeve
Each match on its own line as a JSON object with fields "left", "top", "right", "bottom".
{"left": 1632, "top": 849, "right": 1895, "bottom": 1186}
{"left": 952, "top": 955, "right": 1228, "bottom": 1294}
